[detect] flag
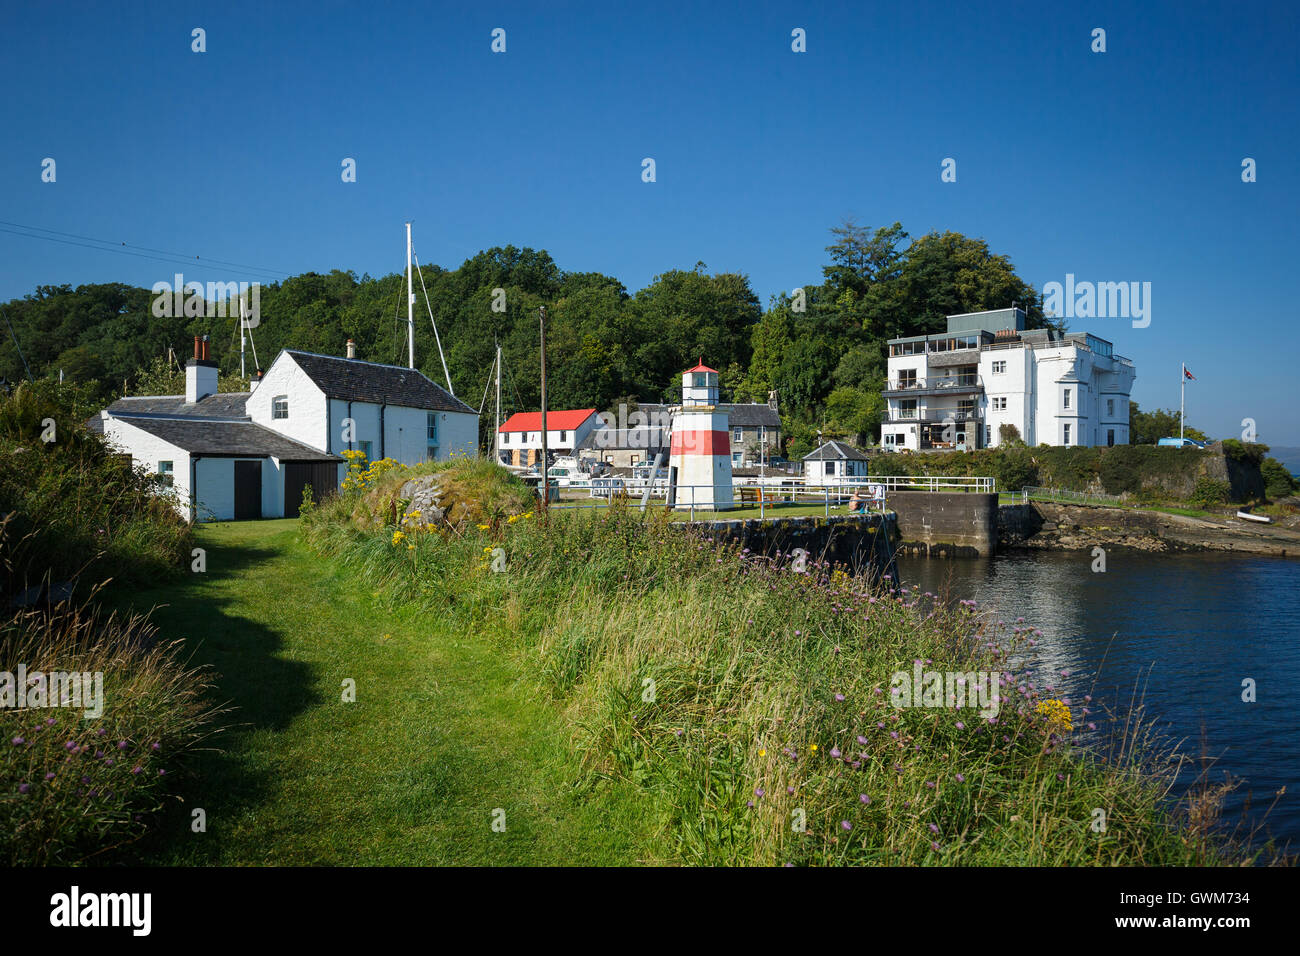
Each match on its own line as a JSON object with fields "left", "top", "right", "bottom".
{"left": 1183, "top": 366, "right": 1195, "bottom": 380}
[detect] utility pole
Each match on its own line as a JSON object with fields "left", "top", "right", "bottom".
{"left": 495, "top": 344, "right": 502, "bottom": 464}
{"left": 539, "top": 307, "right": 549, "bottom": 509}
{"left": 406, "top": 222, "right": 415, "bottom": 370}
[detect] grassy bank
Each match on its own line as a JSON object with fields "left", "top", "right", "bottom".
{"left": 295, "top": 458, "right": 1250, "bottom": 865}
{"left": 119, "top": 520, "right": 657, "bottom": 865}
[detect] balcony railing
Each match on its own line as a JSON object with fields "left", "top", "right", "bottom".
{"left": 885, "top": 375, "right": 983, "bottom": 393}
{"left": 886, "top": 410, "right": 982, "bottom": 424}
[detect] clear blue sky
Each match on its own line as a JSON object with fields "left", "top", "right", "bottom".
{"left": 2, "top": 0, "right": 1296, "bottom": 442}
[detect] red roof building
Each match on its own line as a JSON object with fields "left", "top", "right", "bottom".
{"left": 495, "top": 408, "right": 602, "bottom": 468}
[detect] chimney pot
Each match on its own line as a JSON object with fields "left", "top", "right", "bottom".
{"left": 346, "top": 339, "right": 356, "bottom": 360}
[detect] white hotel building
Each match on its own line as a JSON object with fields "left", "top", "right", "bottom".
{"left": 881, "top": 308, "right": 1136, "bottom": 451}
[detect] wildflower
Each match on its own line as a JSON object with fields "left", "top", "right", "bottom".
{"left": 955, "top": 773, "right": 965, "bottom": 783}
{"left": 859, "top": 794, "right": 870, "bottom": 804}
{"left": 44, "top": 772, "right": 55, "bottom": 781}
{"left": 758, "top": 749, "right": 766, "bottom": 757}
{"left": 477, "top": 524, "right": 490, "bottom": 531}
{"left": 809, "top": 744, "right": 817, "bottom": 752}
{"left": 834, "top": 693, "right": 845, "bottom": 702}
{"left": 11, "top": 737, "right": 23, "bottom": 746}
{"left": 928, "top": 823, "right": 939, "bottom": 834}
{"left": 830, "top": 747, "right": 841, "bottom": 758}
{"left": 18, "top": 783, "right": 29, "bottom": 794}
{"left": 840, "top": 821, "right": 852, "bottom": 832}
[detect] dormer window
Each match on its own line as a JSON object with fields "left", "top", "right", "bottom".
{"left": 272, "top": 396, "right": 289, "bottom": 420}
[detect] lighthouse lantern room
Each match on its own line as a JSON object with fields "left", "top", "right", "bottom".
{"left": 669, "top": 360, "right": 734, "bottom": 510}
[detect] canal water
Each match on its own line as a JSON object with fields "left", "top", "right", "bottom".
{"left": 894, "top": 549, "right": 1300, "bottom": 855}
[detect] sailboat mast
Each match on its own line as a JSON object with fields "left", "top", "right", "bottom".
{"left": 239, "top": 297, "right": 247, "bottom": 379}
{"left": 406, "top": 222, "right": 415, "bottom": 369}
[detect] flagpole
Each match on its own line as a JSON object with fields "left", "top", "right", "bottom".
{"left": 1180, "top": 363, "right": 1185, "bottom": 442}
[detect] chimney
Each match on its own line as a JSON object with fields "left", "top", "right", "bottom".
{"left": 346, "top": 339, "right": 356, "bottom": 360}
{"left": 767, "top": 389, "right": 779, "bottom": 413}
{"left": 248, "top": 369, "right": 263, "bottom": 394}
{"left": 186, "top": 334, "right": 218, "bottom": 403}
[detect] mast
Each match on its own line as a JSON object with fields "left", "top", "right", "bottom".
{"left": 406, "top": 222, "right": 415, "bottom": 369}
{"left": 239, "top": 297, "right": 247, "bottom": 379}
{"left": 1180, "top": 362, "right": 1185, "bottom": 442}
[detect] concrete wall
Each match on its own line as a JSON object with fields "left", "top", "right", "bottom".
{"left": 890, "top": 491, "right": 999, "bottom": 557}
{"left": 682, "top": 512, "right": 896, "bottom": 578}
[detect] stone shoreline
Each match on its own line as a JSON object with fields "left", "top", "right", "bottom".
{"left": 998, "top": 502, "right": 1300, "bottom": 558}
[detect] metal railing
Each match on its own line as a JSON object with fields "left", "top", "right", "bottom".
{"left": 886, "top": 375, "right": 982, "bottom": 391}
{"left": 1019, "top": 485, "right": 1123, "bottom": 507}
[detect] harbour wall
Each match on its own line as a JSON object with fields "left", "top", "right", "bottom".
{"left": 889, "top": 491, "right": 999, "bottom": 557}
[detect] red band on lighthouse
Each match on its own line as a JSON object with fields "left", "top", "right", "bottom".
{"left": 670, "top": 429, "right": 731, "bottom": 456}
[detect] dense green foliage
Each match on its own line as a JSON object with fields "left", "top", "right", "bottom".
{"left": 0, "top": 381, "right": 193, "bottom": 594}
{"left": 2, "top": 222, "right": 1050, "bottom": 454}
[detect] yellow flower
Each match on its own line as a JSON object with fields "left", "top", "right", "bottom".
{"left": 1035, "top": 699, "right": 1073, "bottom": 733}
{"left": 810, "top": 744, "right": 818, "bottom": 752}
{"left": 477, "top": 523, "right": 490, "bottom": 531}
{"left": 407, "top": 544, "right": 415, "bottom": 551}
{"left": 507, "top": 514, "right": 519, "bottom": 524}
{"left": 391, "top": 530, "right": 406, "bottom": 545}
{"left": 759, "top": 749, "right": 766, "bottom": 757}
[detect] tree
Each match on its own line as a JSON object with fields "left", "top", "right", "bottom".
{"left": 1129, "top": 402, "right": 1208, "bottom": 444}
{"left": 998, "top": 423, "right": 1024, "bottom": 446}
{"left": 825, "top": 386, "right": 883, "bottom": 445}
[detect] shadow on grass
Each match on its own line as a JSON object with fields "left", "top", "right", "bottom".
{"left": 100, "top": 522, "right": 320, "bottom": 864}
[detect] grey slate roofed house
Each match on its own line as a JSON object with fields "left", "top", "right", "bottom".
{"left": 803, "top": 439, "right": 870, "bottom": 461}
{"left": 637, "top": 401, "right": 782, "bottom": 466}
{"left": 284, "top": 350, "right": 475, "bottom": 413}
{"left": 90, "top": 337, "right": 479, "bottom": 522}
{"left": 118, "top": 418, "right": 340, "bottom": 461}
{"left": 803, "top": 439, "right": 871, "bottom": 484}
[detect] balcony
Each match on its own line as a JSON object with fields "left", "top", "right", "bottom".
{"left": 883, "top": 375, "right": 983, "bottom": 397}
{"left": 886, "top": 409, "right": 982, "bottom": 425}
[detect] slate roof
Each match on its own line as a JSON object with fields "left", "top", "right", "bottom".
{"left": 638, "top": 403, "right": 781, "bottom": 430}
{"left": 284, "top": 350, "right": 475, "bottom": 414}
{"left": 803, "top": 439, "right": 870, "bottom": 461}
{"left": 115, "top": 418, "right": 341, "bottom": 461}
{"left": 94, "top": 393, "right": 251, "bottom": 421}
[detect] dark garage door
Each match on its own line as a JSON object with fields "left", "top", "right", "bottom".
{"left": 284, "top": 461, "right": 339, "bottom": 518}
{"left": 234, "top": 460, "right": 262, "bottom": 520}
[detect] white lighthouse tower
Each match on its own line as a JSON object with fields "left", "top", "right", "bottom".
{"left": 669, "top": 360, "right": 734, "bottom": 511}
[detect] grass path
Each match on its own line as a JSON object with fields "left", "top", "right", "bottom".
{"left": 116, "top": 519, "right": 656, "bottom": 865}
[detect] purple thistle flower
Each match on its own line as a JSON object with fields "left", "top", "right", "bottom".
{"left": 857, "top": 736, "right": 868, "bottom": 744}
{"left": 834, "top": 693, "right": 845, "bottom": 702}
{"left": 931, "top": 841, "right": 941, "bottom": 852}
{"left": 11, "top": 737, "right": 23, "bottom": 746}
{"left": 955, "top": 773, "right": 965, "bottom": 783}
{"left": 840, "top": 820, "right": 852, "bottom": 832}
{"left": 131, "top": 766, "right": 142, "bottom": 775}
{"left": 44, "top": 772, "right": 55, "bottom": 781}
{"left": 18, "top": 783, "right": 30, "bottom": 794}
{"left": 859, "top": 794, "right": 871, "bottom": 804}
{"left": 117, "top": 740, "right": 128, "bottom": 750}
{"left": 929, "top": 823, "right": 939, "bottom": 834}
{"left": 830, "top": 747, "right": 841, "bottom": 758}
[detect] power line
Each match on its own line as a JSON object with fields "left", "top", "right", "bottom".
{"left": 0, "top": 220, "right": 293, "bottom": 280}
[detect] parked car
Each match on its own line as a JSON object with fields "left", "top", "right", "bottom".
{"left": 1157, "top": 437, "right": 1206, "bottom": 448}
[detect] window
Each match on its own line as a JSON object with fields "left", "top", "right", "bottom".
{"left": 898, "top": 369, "right": 917, "bottom": 388}
{"left": 991, "top": 396, "right": 1008, "bottom": 412}
{"left": 991, "top": 361, "right": 1006, "bottom": 374}
{"left": 1107, "top": 398, "right": 1115, "bottom": 417}
{"left": 825, "top": 461, "right": 835, "bottom": 475}
{"left": 899, "top": 399, "right": 918, "bottom": 419}
{"left": 427, "top": 413, "right": 438, "bottom": 442}
{"left": 1063, "top": 424, "right": 1071, "bottom": 446}
{"left": 1063, "top": 388, "right": 1072, "bottom": 409}
{"left": 272, "top": 396, "right": 289, "bottom": 419}
{"left": 734, "top": 427, "right": 743, "bottom": 443}
{"left": 558, "top": 431, "right": 567, "bottom": 443}
{"left": 157, "top": 461, "right": 173, "bottom": 487}
{"left": 958, "top": 400, "right": 975, "bottom": 418}
{"left": 358, "top": 440, "right": 373, "bottom": 462}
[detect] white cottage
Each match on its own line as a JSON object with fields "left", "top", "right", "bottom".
{"left": 91, "top": 338, "right": 479, "bottom": 521}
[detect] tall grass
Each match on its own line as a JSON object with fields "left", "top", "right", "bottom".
{"left": 0, "top": 598, "right": 223, "bottom": 864}
{"left": 304, "top": 458, "right": 1254, "bottom": 866}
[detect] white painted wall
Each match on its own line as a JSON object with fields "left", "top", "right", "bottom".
{"left": 103, "top": 419, "right": 191, "bottom": 520}
{"left": 247, "top": 353, "right": 329, "bottom": 452}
